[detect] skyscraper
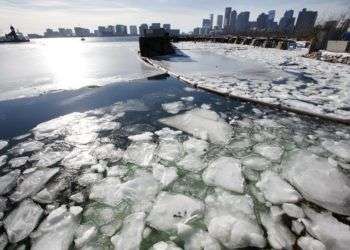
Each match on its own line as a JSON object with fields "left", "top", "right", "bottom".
{"left": 217, "top": 15, "right": 223, "bottom": 29}
{"left": 129, "top": 25, "right": 138, "bottom": 36}
{"left": 229, "top": 10, "right": 237, "bottom": 34}
{"left": 210, "top": 14, "right": 214, "bottom": 29}
{"left": 115, "top": 25, "right": 127, "bottom": 36}
{"left": 224, "top": 7, "right": 232, "bottom": 31}
{"left": 257, "top": 13, "right": 269, "bottom": 30}
{"left": 279, "top": 10, "right": 295, "bottom": 34}
{"left": 139, "top": 24, "right": 148, "bottom": 37}
{"left": 295, "top": 8, "right": 318, "bottom": 35}
{"left": 163, "top": 24, "right": 171, "bottom": 31}
{"left": 236, "top": 12, "right": 250, "bottom": 32}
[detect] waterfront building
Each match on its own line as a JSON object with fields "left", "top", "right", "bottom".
{"left": 224, "top": 7, "right": 232, "bottom": 32}
{"left": 228, "top": 10, "right": 237, "bottom": 34}
{"left": 236, "top": 11, "right": 250, "bottom": 32}
{"left": 163, "top": 24, "right": 171, "bottom": 31}
{"left": 193, "top": 27, "right": 201, "bottom": 35}
{"left": 98, "top": 26, "right": 106, "bottom": 36}
{"left": 210, "top": 14, "right": 214, "bottom": 29}
{"left": 74, "top": 27, "right": 91, "bottom": 37}
{"left": 257, "top": 13, "right": 269, "bottom": 30}
{"left": 129, "top": 25, "right": 138, "bottom": 36}
{"left": 107, "top": 25, "right": 115, "bottom": 36}
{"left": 202, "top": 19, "right": 212, "bottom": 29}
{"left": 115, "top": 25, "right": 127, "bottom": 36}
{"left": 150, "top": 23, "right": 161, "bottom": 29}
{"left": 169, "top": 29, "right": 180, "bottom": 36}
{"left": 279, "top": 10, "right": 295, "bottom": 33}
{"left": 58, "top": 28, "right": 73, "bottom": 37}
{"left": 44, "top": 28, "right": 59, "bottom": 37}
{"left": 295, "top": 8, "right": 318, "bottom": 35}
{"left": 139, "top": 24, "right": 148, "bottom": 37}
{"left": 217, "top": 15, "right": 223, "bottom": 29}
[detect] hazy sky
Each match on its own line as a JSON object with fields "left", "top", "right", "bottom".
{"left": 0, "top": 0, "right": 349, "bottom": 34}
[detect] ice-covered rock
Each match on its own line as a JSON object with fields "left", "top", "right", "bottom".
{"left": 0, "top": 155, "right": 7, "bottom": 167}
{"left": 283, "top": 150, "right": 350, "bottom": 215}
{"left": 152, "top": 164, "right": 178, "bottom": 187}
{"left": 282, "top": 203, "right": 305, "bottom": 218}
{"left": 157, "top": 138, "right": 184, "bottom": 162}
{"left": 0, "top": 141, "right": 8, "bottom": 151}
{"left": 208, "top": 215, "right": 266, "bottom": 249}
{"left": 124, "top": 141, "right": 157, "bottom": 167}
{"left": 162, "top": 101, "right": 185, "bottom": 114}
{"left": 150, "top": 241, "right": 182, "bottom": 250}
{"left": 178, "top": 154, "right": 206, "bottom": 172}
{"left": 202, "top": 157, "right": 244, "bottom": 193}
{"left": 260, "top": 207, "right": 296, "bottom": 249}
{"left": 242, "top": 155, "right": 271, "bottom": 171}
{"left": 184, "top": 230, "right": 221, "bottom": 250}
{"left": 322, "top": 140, "right": 350, "bottom": 162}
{"left": 128, "top": 132, "right": 154, "bottom": 142}
{"left": 0, "top": 170, "right": 20, "bottom": 195}
{"left": 9, "top": 156, "right": 29, "bottom": 168}
{"left": 301, "top": 207, "right": 350, "bottom": 250}
{"left": 10, "top": 140, "right": 44, "bottom": 155}
{"left": 111, "top": 212, "right": 145, "bottom": 250}
{"left": 183, "top": 137, "right": 209, "bottom": 156}
{"left": 74, "top": 225, "right": 97, "bottom": 248}
{"left": 253, "top": 143, "right": 284, "bottom": 162}
{"left": 4, "top": 199, "right": 43, "bottom": 243}
{"left": 256, "top": 171, "right": 301, "bottom": 204}
{"left": 90, "top": 175, "right": 160, "bottom": 212}
{"left": 297, "top": 236, "right": 326, "bottom": 250}
{"left": 159, "top": 108, "right": 233, "bottom": 145}
{"left": 147, "top": 192, "right": 204, "bottom": 231}
{"left": 62, "top": 149, "right": 97, "bottom": 169}
{"left": 31, "top": 206, "right": 82, "bottom": 250}
{"left": 10, "top": 168, "right": 60, "bottom": 202}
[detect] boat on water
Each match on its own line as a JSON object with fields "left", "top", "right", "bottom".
{"left": 0, "top": 26, "right": 30, "bottom": 44}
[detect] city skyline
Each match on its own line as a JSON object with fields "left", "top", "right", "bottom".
{"left": 0, "top": 0, "right": 349, "bottom": 34}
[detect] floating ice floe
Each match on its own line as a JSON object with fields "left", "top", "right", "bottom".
{"left": 253, "top": 143, "right": 284, "bottom": 162}
{"left": 260, "top": 207, "right": 296, "bottom": 249}
{"left": 4, "top": 199, "right": 43, "bottom": 243}
{"left": 74, "top": 225, "right": 97, "bottom": 248}
{"left": 202, "top": 157, "right": 244, "bottom": 193}
{"left": 184, "top": 230, "right": 221, "bottom": 250}
{"left": 78, "top": 172, "right": 103, "bottom": 186}
{"left": 183, "top": 137, "right": 209, "bottom": 156}
{"left": 90, "top": 143, "right": 123, "bottom": 161}
{"left": 152, "top": 164, "right": 178, "bottom": 187}
{"left": 181, "top": 96, "right": 194, "bottom": 102}
{"left": 283, "top": 150, "right": 350, "bottom": 215}
{"left": 178, "top": 154, "right": 206, "bottom": 172}
{"left": 128, "top": 132, "right": 154, "bottom": 142}
{"left": 301, "top": 207, "right": 350, "bottom": 250}
{"left": 31, "top": 206, "right": 82, "bottom": 250}
{"left": 65, "top": 132, "right": 99, "bottom": 145}
{"left": 124, "top": 141, "right": 157, "bottom": 167}
{"left": 0, "top": 170, "right": 20, "bottom": 195}
{"left": 0, "top": 155, "right": 7, "bottom": 167}
{"left": 0, "top": 141, "right": 8, "bottom": 151}
{"left": 32, "top": 150, "right": 68, "bottom": 168}
{"left": 297, "top": 236, "right": 326, "bottom": 250}
{"left": 10, "top": 140, "right": 44, "bottom": 155}
{"left": 70, "top": 192, "right": 85, "bottom": 204}
{"left": 90, "top": 175, "right": 160, "bottom": 212}
{"left": 150, "top": 241, "right": 182, "bottom": 250}
{"left": 61, "top": 148, "right": 97, "bottom": 169}
{"left": 10, "top": 167, "right": 60, "bottom": 202}
{"left": 162, "top": 101, "right": 185, "bottom": 114}
{"left": 256, "top": 171, "right": 301, "bottom": 204}
{"left": 159, "top": 108, "right": 233, "bottom": 145}
{"left": 282, "top": 203, "right": 305, "bottom": 218}
{"left": 322, "top": 140, "right": 350, "bottom": 162}
{"left": 111, "top": 212, "right": 145, "bottom": 250}
{"left": 9, "top": 156, "right": 29, "bottom": 168}
{"left": 0, "top": 233, "right": 8, "bottom": 250}
{"left": 157, "top": 138, "right": 184, "bottom": 162}
{"left": 242, "top": 155, "right": 271, "bottom": 171}
{"left": 291, "top": 220, "right": 305, "bottom": 235}
{"left": 147, "top": 192, "right": 204, "bottom": 232}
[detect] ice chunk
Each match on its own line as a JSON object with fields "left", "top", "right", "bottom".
{"left": 157, "top": 138, "right": 184, "bottom": 162}
{"left": 65, "top": 132, "right": 98, "bottom": 145}
{"left": 0, "top": 141, "right": 8, "bottom": 151}
{"left": 61, "top": 148, "right": 97, "bottom": 169}
{"left": 184, "top": 230, "right": 221, "bottom": 250}
{"left": 282, "top": 203, "right": 305, "bottom": 218}
{"left": 0, "top": 155, "right": 7, "bottom": 167}
{"left": 291, "top": 220, "right": 304, "bottom": 235}
{"left": 181, "top": 96, "right": 194, "bottom": 102}
{"left": 242, "top": 155, "right": 271, "bottom": 171}
{"left": 90, "top": 143, "right": 123, "bottom": 161}
{"left": 70, "top": 192, "right": 85, "bottom": 204}
{"left": 33, "top": 179, "right": 67, "bottom": 204}
{"left": 0, "top": 170, "right": 20, "bottom": 195}
{"left": 124, "top": 141, "right": 157, "bottom": 167}
{"left": 256, "top": 171, "right": 301, "bottom": 204}
{"left": 78, "top": 172, "right": 103, "bottom": 186}
{"left": 74, "top": 225, "right": 97, "bottom": 248}
{"left": 10, "top": 140, "right": 44, "bottom": 155}
{"left": 152, "top": 164, "right": 178, "bottom": 187}
{"left": 301, "top": 207, "right": 350, "bottom": 250}
{"left": 283, "top": 150, "right": 350, "bottom": 215}
{"left": 254, "top": 143, "right": 284, "bottom": 162}
{"left": 33, "top": 150, "right": 67, "bottom": 168}
{"left": 298, "top": 236, "right": 326, "bottom": 250}
{"left": 178, "top": 154, "right": 206, "bottom": 172}
{"left": 107, "top": 164, "right": 128, "bottom": 177}
{"left": 208, "top": 215, "right": 266, "bottom": 249}
{"left": 155, "top": 127, "right": 182, "bottom": 139}
{"left": 111, "top": 212, "right": 145, "bottom": 250}
{"left": 0, "top": 233, "right": 8, "bottom": 250}
{"left": 202, "top": 157, "right": 245, "bottom": 193}
{"left": 150, "top": 241, "right": 182, "bottom": 250}
{"left": 128, "top": 132, "right": 154, "bottom": 142}
{"left": 159, "top": 108, "right": 233, "bottom": 145}
{"left": 183, "top": 137, "right": 209, "bottom": 156}
{"left": 10, "top": 167, "right": 59, "bottom": 202}
{"left": 9, "top": 156, "right": 29, "bottom": 168}
{"left": 90, "top": 175, "right": 160, "bottom": 212}
{"left": 31, "top": 206, "right": 82, "bottom": 250}
{"left": 162, "top": 101, "right": 185, "bottom": 114}
{"left": 147, "top": 192, "right": 204, "bottom": 231}
{"left": 322, "top": 140, "right": 350, "bottom": 162}
{"left": 4, "top": 199, "right": 43, "bottom": 243}
{"left": 260, "top": 208, "right": 296, "bottom": 249}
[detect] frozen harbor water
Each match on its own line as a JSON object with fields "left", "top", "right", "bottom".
{"left": 152, "top": 42, "right": 350, "bottom": 121}
{"left": 1, "top": 73, "right": 350, "bottom": 249}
